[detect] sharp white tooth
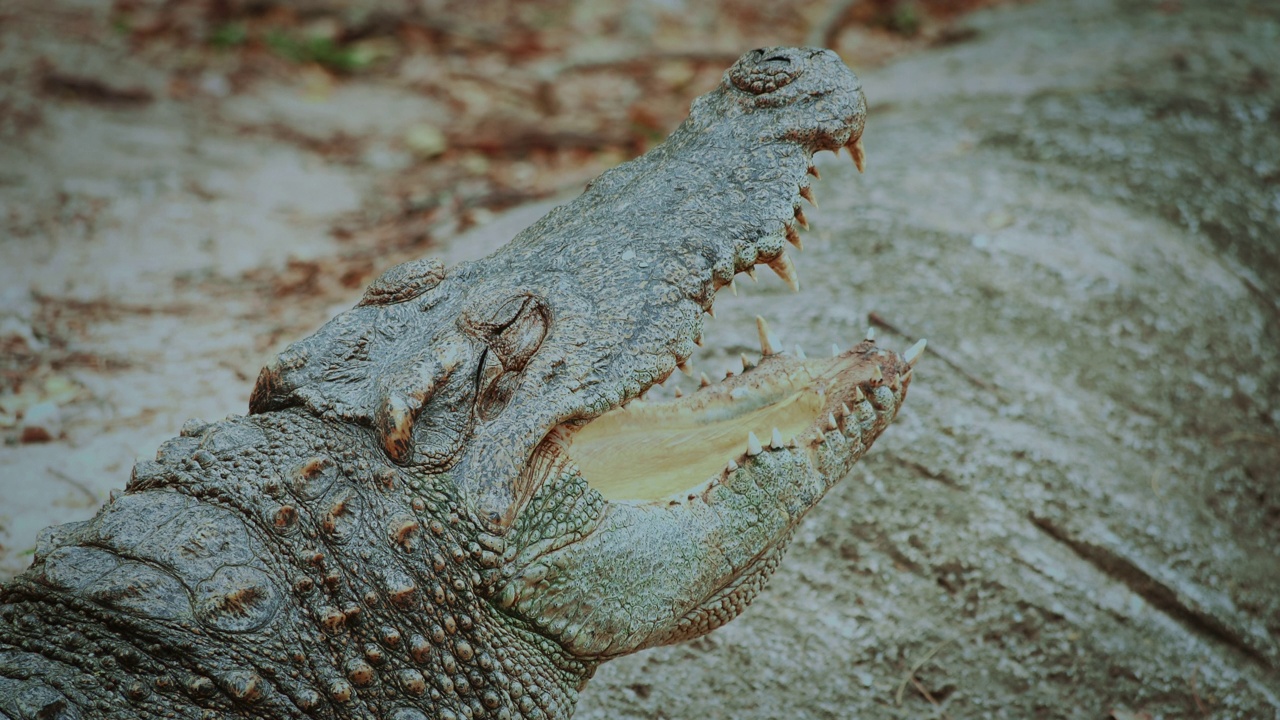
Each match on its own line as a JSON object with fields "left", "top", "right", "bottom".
{"left": 853, "top": 387, "right": 865, "bottom": 402}
{"left": 889, "top": 374, "right": 900, "bottom": 391}
{"left": 678, "top": 359, "right": 692, "bottom": 375}
{"left": 769, "top": 252, "right": 800, "bottom": 292}
{"left": 794, "top": 206, "right": 809, "bottom": 230}
{"left": 741, "top": 353, "right": 755, "bottom": 371}
{"left": 900, "top": 368, "right": 913, "bottom": 384}
{"left": 729, "top": 278, "right": 738, "bottom": 296}
{"left": 785, "top": 223, "right": 803, "bottom": 251}
{"left": 841, "top": 402, "right": 853, "bottom": 416}
{"left": 755, "top": 316, "right": 778, "bottom": 356}
{"left": 745, "top": 267, "right": 758, "bottom": 282}
{"left": 904, "top": 338, "right": 927, "bottom": 365}
{"left": 850, "top": 135, "right": 866, "bottom": 174}
{"left": 827, "top": 413, "right": 839, "bottom": 431}
{"left": 699, "top": 372, "right": 712, "bottom": 388}
{"left": 726, "top": 459, "right": 739, "bottom": 472}
{"left": 799, "top": 185, "right": 818, "bottom": 208}
{"left": 794, "top": 344, "right": 806, "bottom": 359}
{"left": 831, "top": 343, "right": 841, "bottom": 357}
{"left": 746, "top": 431, "right": 763, "bottom": 456}
{"left": 673, "top": 387, "right": 684, "bottom": 398}
{"left": 872, "top": 366, "right": 883, "bottom": 382}
{"left": 808, "top": 164, "right": 821, "bottom": 180}
{"left": 771, "top": 427, "right": 784, "bottom": 449}
{"left": 865, "top": 327, "right": 876, "bottom": 342}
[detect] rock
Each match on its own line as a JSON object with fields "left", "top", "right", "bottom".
{"left": 19, "top": 401, "right": 61, "bottom": 443}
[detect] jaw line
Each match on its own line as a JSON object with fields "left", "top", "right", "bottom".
{"left": 548, "top": 336, "right": 914, "bottom": 505}
{"left": 521, "top": 139, "right": 902, "bottom": 508}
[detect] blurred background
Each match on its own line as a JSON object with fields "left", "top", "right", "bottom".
{"left": 2, "top": 0, "right": 1278, "bottom": 718}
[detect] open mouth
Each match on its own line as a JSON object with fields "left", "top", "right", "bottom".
{"left": 542, "top": 145, "right": 923, "bottom": 505}
{"left": 558, "top": 325, "right": 924, "bottom": 503}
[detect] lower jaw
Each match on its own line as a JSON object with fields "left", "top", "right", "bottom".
{"left": 552, "top": 338, "right": 916, "bottom": 504}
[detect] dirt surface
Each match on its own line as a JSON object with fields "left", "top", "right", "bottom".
{"left": 3, "top": 0, "right": 1279, "bottom": 718}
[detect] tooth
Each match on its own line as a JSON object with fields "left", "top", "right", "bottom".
{"left": 673, "top": 387, "right": 684, "bottom": 398}
{"left": 768, "top": 252, "right": 800, "bottom": 292}
{"left": 831, "top": 343, "right": 841, "bottom": 357}
{"left": 841, "top": 402, "right": 853, "bottom": 416}
{"left": 794, "top": 206, "right": 809, "bottom": 230}
{"left": 729, "top": 278, "right": 738, "bottom": 296}
{"left": 849, "top": 135, "right": 865, "bottom": 173}
{"left": 808, "top": 164, "right": 820, "bottom": 180}
{"left": 746, "top": 431, "right": 763, "bottom": 456}
{"left": 678, "top": 359, "right": 692, "bottom": 375}
{"left": 771, "top": 427, "right": 784, "bottom": 449}
{"left": 889, "top": 374, "right": 900, "bottom": 391}
{"left": 794, "top": 344, "right": 806, "bottom": 359}
{"left": 900, "top": 368, "right": 913, "bottom": 384}
{"left": 865, "top": 327, "right": 876, "bottom": 342}
{"left": 785, "top": 224, "right": 803, "bottom": 251}
{"left": 745, "top": 267, "right": 758, "bottom": 282}
{"left": 872, "top": 366, "right": 883, "bottom": 382}
{"left": 741, "top": 353, "right": 755, "bottom": 371}
{"left": 853, "top": 387, "right": 865, "bottom": 402}
{"left": 706, "top": 305, "right": 716, "bottom": 318}
{"left": 726, "top": 459, "right": 739, "bottom": 472}
{"left": 699, "top": 372, "right": 712, "bottom": 388}
{"left": 799, "top": 185, "right": 818, "bottom": 208}
{"left": 755, "top": 316, "right": 778, "bottom": 356}
{"left": 904, "top": 339, "right": 927, "bottom": 365}
{"left": 827, "top": 413, "right": 839, "bottom": 431}
{"left": 694, "top": 334, "right": 704, "bottom": 347}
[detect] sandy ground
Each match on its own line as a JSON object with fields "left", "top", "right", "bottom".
{"left": 2, "top": 0, "right": 1279, "bottom": 718}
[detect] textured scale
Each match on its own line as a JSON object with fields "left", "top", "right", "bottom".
{"left": 0, "top": 48, "right": 902, "bottom": 719}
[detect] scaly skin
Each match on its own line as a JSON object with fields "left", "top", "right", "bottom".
{"left": 0, "top": 48, "right": 914, "bottom": 719}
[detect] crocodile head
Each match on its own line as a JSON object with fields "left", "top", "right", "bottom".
{"left": 251, "top": 47, "right": 916, "bottom": 660}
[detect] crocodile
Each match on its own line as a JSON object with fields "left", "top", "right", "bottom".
{"left": 0, "top": 47, "right": 922, "bottom": 719}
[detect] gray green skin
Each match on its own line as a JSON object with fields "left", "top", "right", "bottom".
{"left": 0, "top": 47, "right": 907, "bottom": 719}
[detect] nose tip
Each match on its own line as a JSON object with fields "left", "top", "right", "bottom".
{"left": 730, "top": 47, "right": 805, "bottom": 96}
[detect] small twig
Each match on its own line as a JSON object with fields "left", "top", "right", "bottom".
{"left": 868, "top": 311, "right": 1006, "bottom": 399}
{"left": 46, "top": 467, "right": 100, "bottom": 504}
{"left": 1215, "top": 431, "right": 1280, "bottom": 449}
{"left": 908, "top": 674, "right": 951, "bottom": 719}
{"left": 895, "top": 637, "right": 956, "bottom": 707}
{"left": 1189, "top": 667, "right": 1208, "bottom": 716}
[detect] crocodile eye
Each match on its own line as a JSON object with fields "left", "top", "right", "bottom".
{"left": 478, "top": 295, "right": 549, "bottom": 372}
{"left": 467, "top": 295, "right": 550, "bottom": 420}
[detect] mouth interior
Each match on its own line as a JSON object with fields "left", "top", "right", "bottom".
{"left": 564, "top": 355, "right": 858, "bottom": 502}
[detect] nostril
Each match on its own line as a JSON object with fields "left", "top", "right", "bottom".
{"left": 764, "top": 55, "right": 790, "bottom": 64}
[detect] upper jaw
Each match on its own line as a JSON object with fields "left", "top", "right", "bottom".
{"left": 452, "top": 48, "right": 870, "bottom": 530}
